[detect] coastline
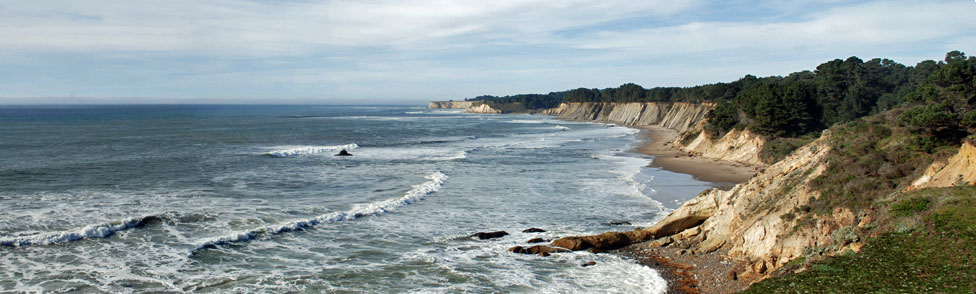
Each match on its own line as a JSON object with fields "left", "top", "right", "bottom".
{"left": 622, "top": 125, "right": 758, "bottom": 293}
{"left": 634, "top": 125, "right": 758, "bottom": 186}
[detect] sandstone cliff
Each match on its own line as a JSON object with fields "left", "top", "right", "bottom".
{"left": 551, "top": 129, "right": 861, "bottom": 281}
{"left": 676, "top": 128, "right": 767, "bottom": 166}
{"left": 637, "top": 130, "right": 846, "bottom": 278}
{"left": 544, "top": 102, "right": 764, "bottom": 166}
{"left": 428, "top": 101, "right": 503, "bottom": 114}
{"left": 465, "top": 103, "right": 503, "bottom": 114}
{"left": 428, "top": 101, "right": 478, "bottom": 109}
{"left": 547, "top": 102, "right": 712, "bottom": 133}
{"left": 908, "top": 141, "right": 976, "bottom": 190}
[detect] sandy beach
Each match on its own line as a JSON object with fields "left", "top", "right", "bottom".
{"left": 635, "top": 125, "right": 758, "bottom": 187}
{"left": 623, "top": 125, "right": 761, "bottom": 293}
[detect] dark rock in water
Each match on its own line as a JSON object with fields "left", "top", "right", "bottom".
{"left": 604, "top": 221, "right": 631, "bottom": 226}
{"left": 335, "top": 150, "right": 352, "bottom": 156}
{"left": 551, "top": 231, "right": 634, "bottom": 251}
{"left": 522, "top": 228, "right": 546, "bottom": 233}
{"left": 472, "top": 231, "right": 508, "bottom": 240}
{"left": 526, "top": 238, "right": 546, "bottom": 244}
{"left": 582, "top": 261, "right": 597, "bottom": 267}
{"left": 509, "top": 245, "right": 568, "bottom": 256}
{"left": 540, "top": 251, "right": 551, "bottom": 257}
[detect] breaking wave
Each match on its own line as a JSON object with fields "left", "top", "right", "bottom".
{"left": 192, "top": 171, "right": 448, "bottom": 253}
{"left": 0, "top": 215, "right": 163, "bottom": 247}
{"left": 265, "top": 144, "right": 359, "bottom": 158}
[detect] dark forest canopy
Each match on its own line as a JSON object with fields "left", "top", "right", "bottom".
{"left": 463, "top": 51, "right": 976, "bottom": 142}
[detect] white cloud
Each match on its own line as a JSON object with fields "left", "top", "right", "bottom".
{"left": 0, "top": 0, "right": 700, "bottom": 55}
{"left": 566, "top": 0, "right": 975, "bottom": 58}
{"left": 0, "top": 0, "right": 973, "bottom": 102}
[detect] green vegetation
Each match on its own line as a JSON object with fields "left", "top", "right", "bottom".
{"left": 465, "top": 92, "right": 564, "bottom": 111}
{"left": 890, "top": 197, "right": 932, "bottom": 217}
{"left": 745, "top": 186, "right": 976, "bottom": 293}
{"left": 458, "top": 51, "right": 976, "bottom": 293}
{"left": 759, "top": 135, "right": 816, "bottom": 163}
{"left": 463, "top": 51, "right": 975, "bottom": 147}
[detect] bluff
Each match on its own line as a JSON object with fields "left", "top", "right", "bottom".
{"left": 428, "top": 101, "right": 503, "bottom": 114}
{"left": 543, "top": 102, "right": 766, "bottom": 166}
{"left": 428, "top": 101, "right": 478, "bottom": 109}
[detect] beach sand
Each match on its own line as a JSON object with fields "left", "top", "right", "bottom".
{"left": 622, "top": 125, "right": 761, "bottom": 293}
{"left": 634, "top": 125, "right": 759, "bottom": 187}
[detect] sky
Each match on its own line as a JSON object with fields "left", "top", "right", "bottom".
{"left": 0, "top": 0, "right": 973, "bottom": 105}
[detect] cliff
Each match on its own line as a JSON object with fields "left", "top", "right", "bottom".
{"left": 639, "top": 130, "right": 841, "bottom": 278}
{"left": 428, "top": 101, "right": 503, "bottom": 114}
{"left": 676, "top": 128, "right": 767, "bottom": 166}
{"left": 465, "top": 103, "right": 503, "bottom": 114}
{"left": 547, "top": 102, "right": 713, "bottom": 133}
{"left": 908, "top": 141, "right": 976, "bottom": 190}
{"left": 551, "top": 130, "right": 851, "bottom": 280}
{"left": 428, "top": 101, "right": 478, "bottom": 109}
{"left": 544, "top": 102, "right": 764, "bottom": 166}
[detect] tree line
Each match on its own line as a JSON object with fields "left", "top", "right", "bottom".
{"left": 463, "top": 51, "right": 975, "bottom": 144}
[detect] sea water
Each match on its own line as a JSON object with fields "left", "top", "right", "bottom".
{"left": 0, "top": 105, "right": 715, "bottom": 293}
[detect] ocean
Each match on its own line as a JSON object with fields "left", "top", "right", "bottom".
{"left": 0, "top": 105, "right": 715, "bottom": 293}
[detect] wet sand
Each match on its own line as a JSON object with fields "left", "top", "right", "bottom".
{"left": 634, "top": 126, "right": 758, "bottom": 187}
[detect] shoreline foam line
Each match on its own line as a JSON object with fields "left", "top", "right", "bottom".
{"left": 191, "top": 171, "right": 448, "bottom": 253}
{"left": 0, "top": 215, "right": 162, "bottom": 247}
{"left": 265, "top": 143, "right": 359, "bottom": 158}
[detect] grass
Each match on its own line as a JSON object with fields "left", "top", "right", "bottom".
{"left": 759, "top": 135, "right": 817, "bottom": 164}
{"left": 744, "top": 186, "right": 976, "bottom": 293}
{"left": 805, "top": 114, "right": 942, "bottom": 217}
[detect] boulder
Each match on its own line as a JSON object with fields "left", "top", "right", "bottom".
{"left": 522, "top": 228, "right": 546, "bottom": 233}
{"left": 551, "top": 231, "right": 635, "bottom": 251}
{"left": 526, "top": 238, "right": 546, "bottom": 244}
{"left": 509, "top": 245, "right": 567, "bottom": 255}
{"left": 335, "top": 150, "right": 352, "bottom": 156}
{"left": 581, "top": 261, "right": 597, "bottom": 267}
{"left": 472, "top": 231, "right": 509, "bottom": 240}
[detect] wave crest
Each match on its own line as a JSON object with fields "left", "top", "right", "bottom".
{"left": 266, "top": 144, "right": 359, "bottom": 158}
{"left": 192, "top": 171, "right": 448, "bottom": 253}
{"left": 0, "top": 215, "right": 162, "bottom": 247}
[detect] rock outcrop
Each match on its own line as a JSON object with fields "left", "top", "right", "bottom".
{"left": 908, "top": 141, "right": 976, "bottom": 190}
{"left": 551, "top": 129, "right": 848, "bottom": 280}
{"left": 428, "top": 101, "right": 478, "bottom": 109}
{"left": 676, "top": 128, "right": 767, "bottom": 166}
{"left": 472, "top": 231, "right": 509, "bottom": 240}
{"left": 644, "top": 131, "right": 840, "bottom": 278}
{"left": 546, "top": 102, "right": 712, "bottom": 133}
{"left": 465, "top": 103, "right": 502, "bottom": 114}
{"left": 428, "top": 101, "right": 503, "bottom": 114}
{"left": 542, "top": 102, "right": 765, "bottom": 166}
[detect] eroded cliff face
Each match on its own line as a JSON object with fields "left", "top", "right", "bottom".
{"left": 465, "top": 104, "right": 502, "bottom": 114}
{"left": 677, "top": 128, "right": 767, "bottom": 166}
{"left": 550, "top": 130, "right": 862, "bottom": 282}
{"left": 428, "top": 101, "right": 477, "bottom": 109}
{"left": 545, "top": 102, "right": 765, "bottom": 167}
{"left": 643, "top": 131, "right": 840, "bottom": 278}
{"left": 428, "top": 101, "right": 504, "bottom": 114}
{"left": 548, "top": 102, "right": 712, "bottom": 133}
{"left": 908, "top": 141, "right": 976, "bottom": 190}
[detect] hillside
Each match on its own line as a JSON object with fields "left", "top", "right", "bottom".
{"left": 463, "top": 51, "right": 976, "bottom": 292}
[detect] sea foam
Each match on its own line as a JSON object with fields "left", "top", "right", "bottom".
{"left": 266, "top": 144, "right": 359, "bottom": 158}
{"left": 0, "top": 215, "right": 161, "bottom": 247}
{"left": 192, "top": 171, "right": 448, "bottom": 253}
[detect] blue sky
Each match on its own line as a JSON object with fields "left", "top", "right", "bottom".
{"left": 0, "top": 0, "right": 973, "bottom": 104}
